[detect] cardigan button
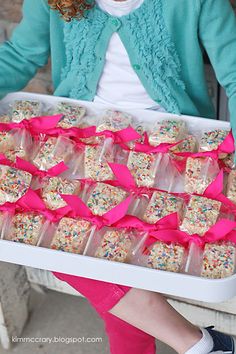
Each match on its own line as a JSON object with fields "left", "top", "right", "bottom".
{"left": 133, "top": 64, "right": 141, "bottom": 70}
{"left": 110, "top": 18, "right": 121, "bottom": 29}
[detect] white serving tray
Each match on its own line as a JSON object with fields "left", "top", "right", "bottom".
{"left": 0, "top": 91, "right": 235, "bottom": 304}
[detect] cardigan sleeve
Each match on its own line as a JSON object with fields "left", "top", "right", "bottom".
{"left": 198, "top": 0, "right": 236, "bottom": 133}
{"left": 0, "top": 0, "right": 50, "bottom": 100}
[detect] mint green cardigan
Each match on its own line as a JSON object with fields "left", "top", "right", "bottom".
{"left": 0, "top": 0, "right": 236, "bottom": 130}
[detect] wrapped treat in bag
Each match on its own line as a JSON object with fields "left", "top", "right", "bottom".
{"left": 127, "top": 151, "right": 162, "bottom": 187}
{"left": 83, "top": 143, "right": 115, "bottom": 181}
{"left": 85, "top": 227, "right": 137, "bottom": 263}
{"left": 136, "top": 240, "right": 187, "bottom": 273}
{"left": 33, "top": 136, "right": 74, "bottom": 170}
{"left": 96, "top": 110, "right": 133, "bottom": 133}
{"left": 184, "top": 157, "right": 219, "bottom": 194}
{"left": 11, "top": 100, "right": 42, "bottom": 122}
{"left": 148, "top": 119, "right": 187, "bottom": 146}
{"left": 3, "top": 130, "right": 33, "bottom": 162}
{"left": 180, "top": 195, "right": 221, "bottom": 236}
{"left": 0, "top": 114, "right": 11, "bottom": 123}
{"left": 200, "top": 242, "right": 236, "bottom": 279}
{"left": 53, "top": 101, "right": 86, "bottom": 128}
{"left": 0, "top": 166, "right": 32, "bottom": 204}
{"left": 222, "top": 153, "right": 235, "bottom": 170}
{"left": 143, "top": 191, "right": 184, "bottom": 224}
{"left": 41, "top": 177, "right": 81, "bottom": 210}
{"left": 49, "top": 217, "right": 93, "bottom": 254}
{"left": 170, "top": 135, "right": 197, "bottom": 154}
{"left": 127, "top": 122, "right": 146, "bottom": 150}
{"left": 199, "top": 129, "right": 229, "bottom": 158}
{"left": 4, "top": 212, "right": 47, "bottom": 246}
{"left": 0, "top": 131, "right": 15, "bottom": 153}
{"left": 226, "top": 170, "right": 236, "bottom": 204}
{"left": 86, "top": 183, "right": 127, "bottom": 216}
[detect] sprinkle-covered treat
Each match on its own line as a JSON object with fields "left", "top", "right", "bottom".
{"left": 84, "top": 145, "right": 114, "bottom": 181}
{"left": 0, "top": 166, "right": 32, "bottom": 204}
{"left": 143, "top": 191, "right": 183, "bottom": 224}
{"left": 147, "top": 241, "right": 185, "bottom": 272}
{"left": 201, "top": 242, "right": 236, "bottom": 279}
{"left": 149, "top": 119, "right": 187, "bottom": 146}
{"left": 170, "top": 135, "right": 197, "bottom": 153}
{"left": 87, "top": 183, "right": 127, "bottom": 216}
{"left": 226, "top": 170, "right": 236, "bottom": 204}
{"left": 42, "top": 177, "right": 81, "bottom": 210}
{"left": 54, "top": 102, "right": 86, "bottom": 128}
{"left": 33, "top": 137, "right": 73, "bottom": 170}
{"left": 4, "top": 148, "right": 27, "bottom": 162}
{"left": 5, "top": 213, "right": 44, "bottom": 245}
{"left": 222, "top": 154, "right": 235, "bottom": 169}
{"left": 95, "top": 229, "right": 133, "bottom": 262}
{"left": 184, "top": 157, "right": 218, "bottom": 194}
{"left": 0, "top": 114, "right": 11, "bottom": 123}
{"left": 180, "top": 195, "right": 221, "bottom": 236}
{"left": 127, "top": 151, "right": 159, "bottom": 187}
{"left": 50, "top": 217, "right": 92, "bottom": 254}
{"left": 0, "top": 132, "right": 15, "bottom": 152}
{"left": 11, "top": 100, "right": 41, "bottom": 122}
{"left": 199, "top": 129, "right": 229, "bottom": 158}
{"left": 96, "top": 110, "right": 132, "bottom": 132}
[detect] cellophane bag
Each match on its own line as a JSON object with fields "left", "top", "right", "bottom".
{"left": 180, "top": 195, "right": 221, "bottom": 236}
{"left": 85, "top": 182, "right": 128, "bottom": 216}
{"left": 148, "top": 119, "right": 187, "bottom": 147}
{"left": 184, "top": 157, "right": 220, "bottom": 194}
{"left": 32, "top": 136, "right": 74, "bottom": 171}
{"left": 3, "top": 212, "right": 50, "bottom": 246}
{"left": 10, "top": 100, "right": 43, "bottom": 122}
{"left": 52, "top": 101, "right": 86, "bottom": 128}
{"left": 84, "top": 227, "right": 143, "bottom": 263}
{"left": 0, "top": 165, "right": 32, "bottom": 204}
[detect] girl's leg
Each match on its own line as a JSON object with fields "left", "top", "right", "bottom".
{"left": 52, "top": 272, "right": 156, "bottom": 354}
{"left": 109, "top": 287, "right": 202, "bottom": 354}
{"left": 102, "top": 312, "right": 156, "bottom": 354}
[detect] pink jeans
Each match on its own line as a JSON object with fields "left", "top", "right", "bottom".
{"left": 52, "top": 272, "right": 156, "bottom": 354}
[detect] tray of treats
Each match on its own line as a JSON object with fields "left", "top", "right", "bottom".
{"left": 0, "top": 91, "right": 236, "bottom": 303}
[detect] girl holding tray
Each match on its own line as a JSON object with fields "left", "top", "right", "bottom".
{"left": 0, "top": 0, "right": 236, "bottom": 353}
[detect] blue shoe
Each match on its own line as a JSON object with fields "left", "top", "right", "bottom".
{"left": 205, "top": 326, "right": 235, "bottom": 353}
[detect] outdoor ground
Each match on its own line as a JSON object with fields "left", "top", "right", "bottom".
{"left": 0, "top": 288, "right": 175, "bottom": 354}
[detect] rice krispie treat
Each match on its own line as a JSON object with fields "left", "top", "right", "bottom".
{"left": 50, "top": 217, "right": 92, "bottom": 254}
{"left": 226, "top": 170, "right": 236, "bottom": 204}
{"left": 143, "top": 191, "right": 183, "bottom": 224}
{"left": 0, "top": 114, "right": 11, "bottom": 123}
{"left": 4, "top": 148, "right": 27, "bottom": 162}
{"left": 84, "top": 145, "right": 114, "bottom": 181}
{"left": 0, "top": 166, "right": 32, "bottom": 204}
{"left": 11, "top": 100, "right": 42, "bottom": 122}
{"left": 184, "top": 157, "right": 218, "bottom": 194}
{"left": 148, "top": 119, "right": 187, "bottom": 146}
{"left": 87, "top": 183, "right": 127, "bottom": 216}
{"left": 33, "top": 137, "right": 73, "bottom": 170}
{"left": 95, "top": 229, "right": 133, "bottom": 262}
{"left": 147, "top": 241, "right": 185, "bottom": 272}
{"left": 201, "top": 242, "right": 236, "bottom": 279}
{"left": 42, "top": 177, "right": 81, "bottom": 210}
{"left": 0, "top": 132, "right": 15, "bottom": 152}
{"left": 199, "top": 129, "right": 229, "bottom": 158}
{"left": 127, "top": 151, "right": 159, "bottom": 187}
{"left": 96, "top": 110, "right": 132, "bottom": 132}
{"left": 180, "top": 195, "right": 221, "bottom": 236}
{"left": 170, "top": 135, "right": 197, "bottom": 153}
{"left": 5, "top": 213, "right": 44, "bottom": 245}
{"left": 54, "top": 102, "right": 86, "bottom": 128}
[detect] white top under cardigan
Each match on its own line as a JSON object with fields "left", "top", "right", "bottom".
{"left": 93, "top": 0, "right": 164, "bottom": 111}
